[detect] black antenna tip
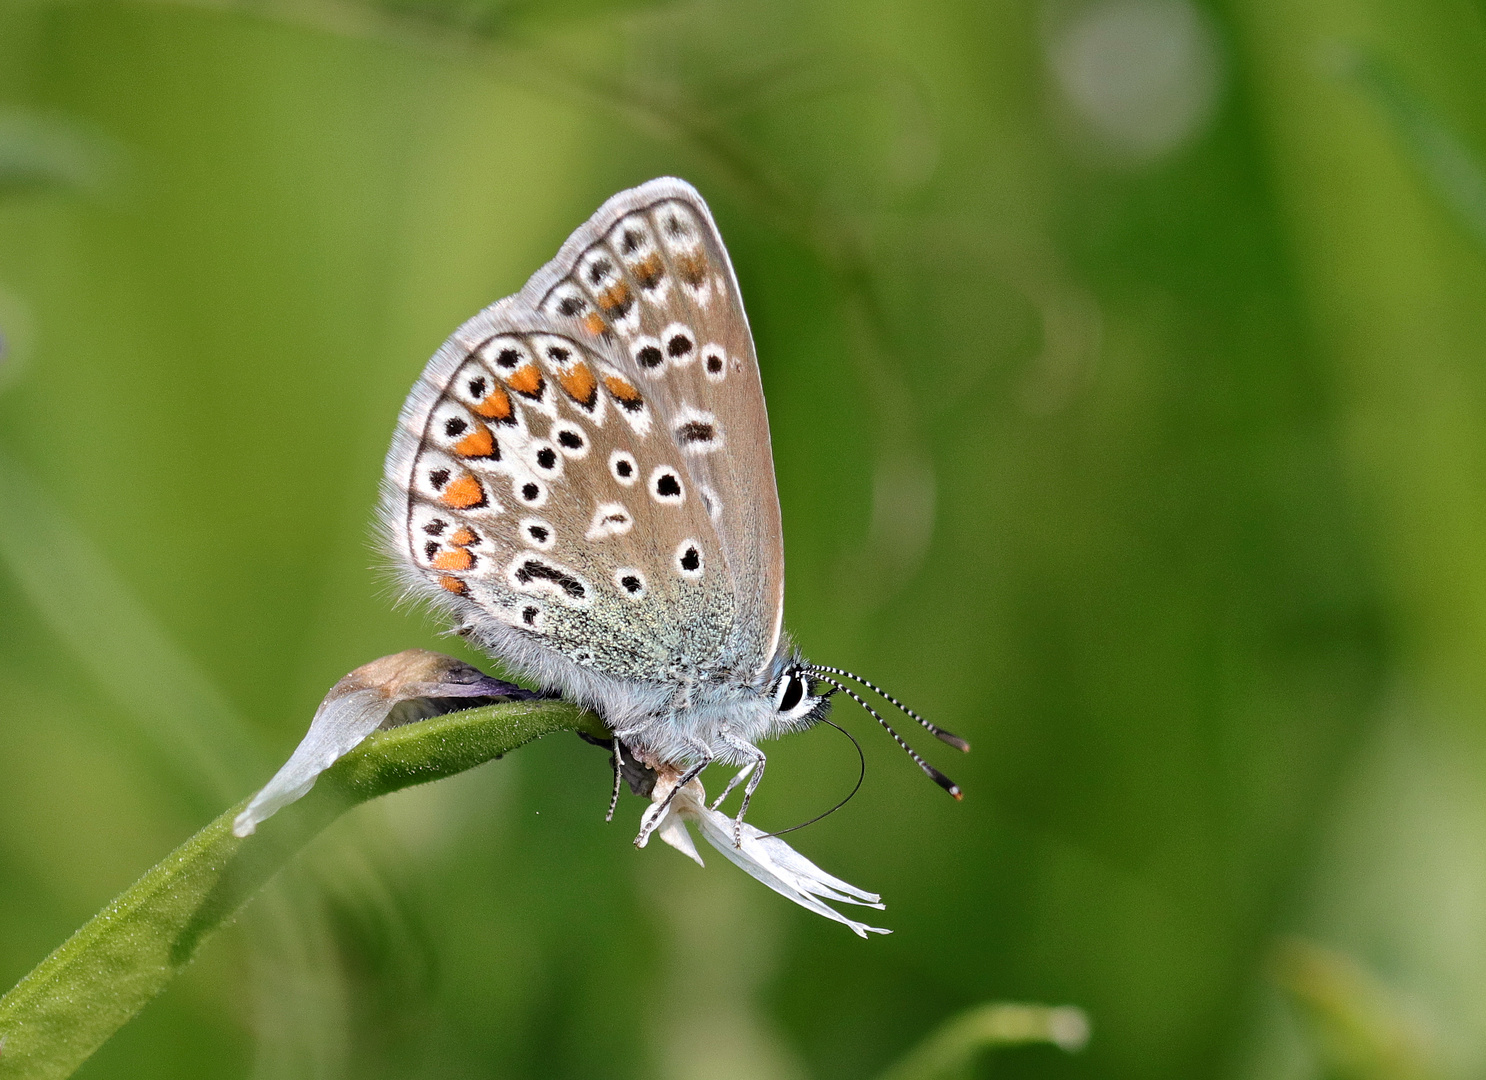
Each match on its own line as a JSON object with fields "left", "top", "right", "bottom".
{"left": 935, "top": 730, "right": 971, "bottom": 753}
{"left": 925, "top": 764, "right": 963, "bottom": 800}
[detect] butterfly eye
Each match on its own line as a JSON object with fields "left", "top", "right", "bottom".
{"left": 514, "top": 478, "right": 548, "bottom": 508}
{"left": 519, "top": 518, "right": 555, "bottom": 551}
{"left": 774, "top": 671, "right": 807, "bottom": 714}
{"left": 552, "top": 422, "right": 588, "bottom": 458}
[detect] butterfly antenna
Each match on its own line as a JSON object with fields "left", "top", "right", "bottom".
{"left": 758, "top": 714, "right": 865, "bottom": 838}
{"left": 810, "top": 671, "right": 962, "bottom": 800}
{"left": 810, "top": 664, "right": 971, "bottom": 753}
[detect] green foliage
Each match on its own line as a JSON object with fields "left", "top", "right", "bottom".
{"left": 872, "top": 1004, "right": 1088, "bottom": 1080}
{"left": 0, "top": 699, "right": 598, "bottom": 1079}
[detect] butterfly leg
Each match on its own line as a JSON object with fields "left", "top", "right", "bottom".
{"left": 717, "top": 730, "right": 767, "bottom": 847}
{"left": 634, "top": 739, "right": 713, "bottom": 847}
{"left": 606, "top": 737, "right": 623, "bottom": 823}
{"left": 708, "top": 759, "right": 756, "bottom": 812}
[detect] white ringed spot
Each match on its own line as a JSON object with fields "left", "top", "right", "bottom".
{"left": 660, "top": 323, "right": 697, "bottom": 368}
{"left": 513, "top": 476, "right": 548, "bottom": 509}
{"left": 631, "top": 335, "right": 666, "bottom": 378}
{"left": 675, "top": 539, "right": 704, "bottom": 580}
{"left": 701, "top": 344, "right": 727, "bottom": 382}
{"left": 649, "top": 465, "right": 685, "bottom": 506}
{"left": 519, "top": 517, "right": 555, "bottom": 551}
{"left": 551, "top": 420, "right": 589, "bottom": 459}
{"left": 609, "top": 449, "right": 638, "bottom": 486}
{"left": 585, "top": 502, "right": 633, "bottom": 541}
{"left": 614, "top": 568, "right": 647, "bottom": 599}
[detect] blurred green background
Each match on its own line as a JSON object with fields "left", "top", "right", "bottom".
{"left": 4, "top": 0, "right": 1486, "bottom": 1076}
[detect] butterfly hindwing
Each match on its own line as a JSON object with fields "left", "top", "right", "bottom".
{"left": 386, "top": 306, "right": 742, "bottom": 682}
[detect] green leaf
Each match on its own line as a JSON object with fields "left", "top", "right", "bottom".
{"left": 1344, "top": 52, "right": 1486, "bottom": 258}
{"left": 0, "top": 110, "right": 118, "bottom": 196}
{"left": 1272, "top": 939, "right": 1441, "bottom": 1080}
{"left": 0, "top": 698, "right": 606, "bottom": 1080}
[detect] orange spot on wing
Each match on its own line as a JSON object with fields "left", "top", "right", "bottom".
{"left": 441, "top": 473, "right": 486, "bottom": 509}
{"left": 438, "top": 574, "right": 468, "bottom": 596}
{"left": 597, "top": 281, "right": 631, "bottom": 314}
{"left": 604, "top": 375, "right": 643, "bottom": 410}
{"left": 557, "top": 361, "right": 597, "bottom": 407}
{"left": 473, "top": 384, "right": 513, "bottom": 421}
{"left": 582, "top": 312, "right": 607, "bottom": 336}
{"left": 452, "top": 423, "right": 496, "bottom": 458}
{"left": 505, "top": 363, "right": 544, "bottom": 399}
{"left": 449, "top": 527, "right": 477, "bottom": 547}
{"left": 431, "top": 548, "right": 474, "bottom": 571}
{"left": 677, "top": 253, "right": 707, "bottom": 287}
{"left": 634, "top": 254, "right": 664, "bottom": 290}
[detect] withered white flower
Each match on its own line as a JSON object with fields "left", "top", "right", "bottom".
{"left": 233, "top": 649, "right": 529, "bottom": 837}
{"left": 639, "top": 771, "right": 890, "bottom": 938}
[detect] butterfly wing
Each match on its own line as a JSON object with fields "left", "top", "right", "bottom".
{"left": 522, "top": 178, "right": 785, "bottom": 677}
{"left": 384, "top": 179, "right": 784, "bottom": 705}
{"left": 384, "top": 302, "right": 733, "bottom": 690}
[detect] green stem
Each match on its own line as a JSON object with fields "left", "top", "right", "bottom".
{"left": 0, "top": 698, "right": 604, "bottom": 1080}
{"left": 872, "top": 1003, "right": 1089, "bottom": 1080}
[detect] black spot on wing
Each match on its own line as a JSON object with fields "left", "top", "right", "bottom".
{"left": 515, "top": 559, "right": 586, "bottom": 599}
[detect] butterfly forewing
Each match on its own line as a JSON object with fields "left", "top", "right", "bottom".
{"left": 524, "top": 180, "right": 785, "bottom": 677}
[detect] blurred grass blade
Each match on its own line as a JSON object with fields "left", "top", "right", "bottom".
{"left": 0, "top": 109, "right": 119, "bottom": 195}
{"left": 0, "top": 452, "right": 263, "bottom": 807}
{"left": 1271, "top": 938, "right": 1440, "bottom": 1080}
{"left": 873, "top": 1002, "right": 1090, "bottom": 1080}
{"left": 1345, "top": 52, "right": 1486, "bottom": 255}
{"left": 0, "top": 696, "right": 601, "bottom": 1080}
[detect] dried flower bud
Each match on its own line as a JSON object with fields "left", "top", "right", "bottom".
{"left": 232, "top": 649, "right": 531, "bottom": 836}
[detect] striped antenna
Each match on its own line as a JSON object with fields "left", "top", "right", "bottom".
{"left": 810, "top": 664, "right": 970, "bottom": 753}
{"left": 810, "top": 670, "right": 962, "bottom": 800}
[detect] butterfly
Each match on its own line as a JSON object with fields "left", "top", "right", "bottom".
{"left": 380, "top": 177, "right": 968, "bottom": 851}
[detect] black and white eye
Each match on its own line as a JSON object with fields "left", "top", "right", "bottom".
{"left": 551, "top": 421, "right": 588, "bottom": 458}
{"left": 773, "top": 671, "right": 810, "bottom": 717}
{"left": 519, "top": 518, "right": 555, "bottom": 551}
{"left": 514, "top": 477, "right": 548, "bottom": 508}
{"left": 609, "top": 449, "right": 638, "bottom": 486}
{"left": 530, "top": 439, "right": 562, "bottom": 477}
{"left": 675, "top": 539, "right": 704, "bottom": 580}
{"left": 651, "top": 466, "right": 685, "bottom": 505}
{"left": 661, "top": 322, "right": 696, "bottom": 367}
{"left": 481, "top": 336, "right": 528, "bottom": 370}
{"left": 614, "top": 567, "right": 647, "bottom": 599}
{"left": 701, "top": 344, "right": 727, "bottom": 382}
{"left": 632, "top": 335, "right": 666, "bottom": 376}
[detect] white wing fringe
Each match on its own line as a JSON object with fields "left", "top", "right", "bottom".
{"left": 638, "top": 775, "right": 890, "bottom": 938}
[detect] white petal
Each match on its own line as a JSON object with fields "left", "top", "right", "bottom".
{"left": 657, "top": 815, "right": 705, "bottom": 867}
{"left": 233, "top": 687, "right": 391, "bottom": 836}
{"left": 233, "top": 650, "right": 525, "bottom": 838}
{"left": 650, "top": 779, "right": 890, "bottom": 937}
